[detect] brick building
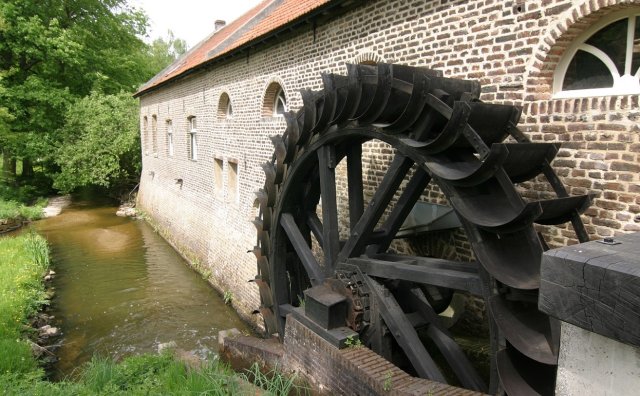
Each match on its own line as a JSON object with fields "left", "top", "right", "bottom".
{"left": 135, "top": 0, "right": 640, "bottom": 334}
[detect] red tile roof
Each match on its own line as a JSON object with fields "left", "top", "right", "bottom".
{"left": 136, "top": 0, "right": 335, "bottom": 96}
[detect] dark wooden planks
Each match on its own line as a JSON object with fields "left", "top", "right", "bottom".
{"left": 539, "top": 232, "right": 640, "bottom": 347}
{"left": 364, "top": 275, "right": 446, "bottom": 382}
{"left": 318, "top": 145, "right": 340, "bottom": 275}
{"left": 280, "top": 213, "right": 324, "bottom": 286}
{"left": 347, "top": 255, "right": 483, "bottom": 295}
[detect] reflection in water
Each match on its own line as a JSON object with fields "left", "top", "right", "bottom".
{"left": 34, "top": 200, "right": 251, "bottom": 379}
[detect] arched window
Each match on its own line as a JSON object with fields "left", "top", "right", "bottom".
{"left": 218, "top": 92, "right": 233, "bottom": 119}
{"left": 274, "top": 88, "right": 287, "bottom": 116}
{"left": 262, "top": 82, "right": 287, "bottom": 117}
{"left": 554, "top": 13, "right": 640, "bottom": 98}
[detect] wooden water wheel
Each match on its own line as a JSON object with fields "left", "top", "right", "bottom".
{"left": 253, "top": 63, "right": 592, "bottom": 394}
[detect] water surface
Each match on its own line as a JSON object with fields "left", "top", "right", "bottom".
{"left": 34, "top": 199, "right": 251, "bottom": 378}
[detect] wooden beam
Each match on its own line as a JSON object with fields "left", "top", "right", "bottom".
{"left": 347, "top": 144, "right": 364, "bottom": 230}
{"left": 306, "top": 211, "right": 324, "bottom": 248}
{"left": 407, "top": 287, "right": 487, "bottom": 391}
{"left": 540, "top": 233, "right": 640, "bottom": 347}
{"left": 318, "top": 145, "right": 340, "bottom": 275}
{"left": 280, "top": 213, "right": 324, "bottom": 286}
{"left": 338, "top": 154, "right": 413, "bottom": 262}
{"left": 347, "top": 255, "right": 482, "bottom": 295}
{"left": 364, "top": 275, "right": 446, "bottom": 382}
{"left": 373, "top": 167, "right": 431, "bottom": 253}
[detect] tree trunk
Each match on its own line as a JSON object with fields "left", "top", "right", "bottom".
{"left": 2, "top": 149, "right": 16, "bottom": 178}
{"left": 22, "top": 158, "right": 34, "bottom": 177}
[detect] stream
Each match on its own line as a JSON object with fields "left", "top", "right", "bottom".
{"left": 32, "top": 197, "right": 251, "bottom": 379}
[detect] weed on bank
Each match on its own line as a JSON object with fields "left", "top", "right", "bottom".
{"left": 0, "top": 198, "right": 47, "bottom": 222}
{"left": 0, "top": 233, "right": 49, "bottom": 377}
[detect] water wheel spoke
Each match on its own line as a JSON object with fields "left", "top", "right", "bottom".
{"left": 280, "top": 213, "right": 324, "bottom": 286}
{"left": 318, "top": 145, "right": 340, "bottom": 274}
{"left": 338, "top": 153, "right": 414, "bottom": 262}
{"left": 347, "top": 144, "right": 364, "bottom": 230}
{"left": 347, "top": 255, "right": 483, "bottom": 295}
{"left": 407, "top": 287, "right": 487, "bottom": 392}
{"left": 279, "top": 303, "right": 294, "bottom": 317}
{"left": 370, "top": 167, "right": 432, "bottom": 254}
{"left": 306, "top": 211, "right": 324, "bottom": 248}
{"left": 364, "top": 275, "right": 446, "bottom": 382}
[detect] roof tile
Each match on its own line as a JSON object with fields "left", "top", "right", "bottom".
{"left": 137, "top": 0, "right": 332, "bottom": 95}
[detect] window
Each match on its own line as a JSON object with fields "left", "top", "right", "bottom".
{"left": 188, "top": 117, "right": 197, "bottom": 160}
{"left": 262, "top": 82, "right": 287, "bottom": 117}
{"left": 214, "top": 158, "right": 224, "bottom": 195}
{"left": 228, "top": 160, "right": 238, "bottom": 203}
{"left": 555, "top": 13, "right": 640, "bottom": 98}
{"left": 218, "top": 93, "right": 233, "bottom": 119}
{"left": 151, "top": 115, "right": 158, "bottom": 155}
{"left": 142, "top": 116, "right": 148, "bottom": 155}
{"left": 166, "top": 120, "right": 174, "bottom": 156}
{"left": 274, "top": 88, "right": 287, "bottom": 116}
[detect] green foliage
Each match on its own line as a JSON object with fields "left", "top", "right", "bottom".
{"left": 146, "top": 30, "right": 188, "bottom": 75}
{"left": 0, "top": 1, "right": 187, "bottom": 196}
{"left": 223, "top": 290, "right": 233, "bottom": 305}
{"left": 53, "top": 91, "right": 141, "bottom": 194}
{"left": 242, "top": 362, "right": 309, "bottom": 395}
{"left": 344, "top": 335, "right": 362, "bottom": 348}
{"left": 0, "top": 199, "right": 45, "bottom": 221}
{"left": 383, "top": 370, "right": 393, "bottom": 392}
{"left": 0, "top": 233, "right": 49, "bottom": 377}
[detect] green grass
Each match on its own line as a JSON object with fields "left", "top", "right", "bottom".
{"left": 0, "top": 198, "right": 47, "bottom": 221}
{"left": 0, "top": 232, "right": 307, "bottom": 395}
{"left": 242, "top": 362, "right": 308, "bottom": 395}
{"left": 0, "top": 233, "right": 50, "bottom": 377}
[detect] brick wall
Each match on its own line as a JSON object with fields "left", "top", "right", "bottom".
{"left": 283, "top": 316, "right": 482, "bottom": 395}
{"left": 138, "top": 0, "right": 640, "bottom": 324}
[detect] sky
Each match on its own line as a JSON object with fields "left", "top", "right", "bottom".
{"left": 131, "top": 0, "right": 264, "bottom": 48}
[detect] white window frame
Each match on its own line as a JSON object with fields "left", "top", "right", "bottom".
{"left": 167, "top": 120, "right": 174, "bottom": 157}
{"left": 273, "top": 88, "right": 287, "bottom": 117}
{"left": 188, "top": 116, "right": 198, "bottom": 161}
{"left": 554, "top": 11, "right": 640, "bottom": 98}
{"left": 226, "top": 100, "right": 233, "bottom": 119}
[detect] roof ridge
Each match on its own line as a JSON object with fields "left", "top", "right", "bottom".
{"left": 136, "top": 0, "right": 338, "bottom": 97}
{"left": 207, "top": 0, "right": 280, "bottom": 60}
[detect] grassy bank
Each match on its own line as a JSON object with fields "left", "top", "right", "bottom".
{"left": 0, "top": 198, "right": 47, "bottom": 222}
{"left": 0, "top": 232, "right": 305, "bottom": 395}
{"left": 0, "top": 232, "right": 50, "bottom": 377}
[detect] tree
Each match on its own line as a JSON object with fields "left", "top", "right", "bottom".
{"left": 147, "top": 30, "right": 188, "bottom": 74}
{"left": 0, "top": 0, "right": 152, "bottom": 178}
{"left": 53, "top": 91, "right": 140, "bottom": 195}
